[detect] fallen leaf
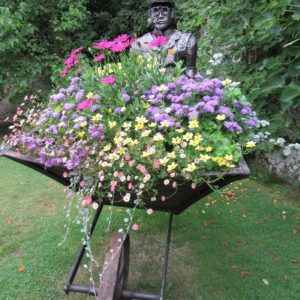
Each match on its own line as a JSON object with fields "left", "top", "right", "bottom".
{"left": 273, "top": 256, "right": 280, "bottom": 262}
{"left": 240, "top": 271, "right": 251, "bottom": 277}
{"left": 201, "top": 236, "right": 208, "bottom": 240}
{"left": 292, "top": 228, "right": 300, "bottom": 235}
{"left": 288, "top": 259, "right": 297, "bottom": 264}
{"left": 18, "top": 265, "right": 25, "bottom": 272}
{"left": 262, "top": 279, "right": 269, "bottom": 286}
{"left": 223, "top": 191, "right": 236, "bottom": 198}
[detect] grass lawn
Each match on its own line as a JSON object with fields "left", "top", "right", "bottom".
{"left": 0, "top": 157, "right": 300, "bottom": 300}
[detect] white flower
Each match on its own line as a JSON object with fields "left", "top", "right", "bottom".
{"left": 123, "top": 193, "right": 131, "bottom": 202}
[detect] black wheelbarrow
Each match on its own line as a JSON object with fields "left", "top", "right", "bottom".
{"left": 0, "top": 149, "right": 250, "bottom": 300}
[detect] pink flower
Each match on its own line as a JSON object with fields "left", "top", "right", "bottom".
{"left": 124, "top": 153, "right": 131, "bottom": 161}
{"left": 72, "top": 46, "right": 84, "bottom": 55}
{"left": 114, "top": 34, "right": 130, "bottom": 43}
{"left": 132, "top": 224, "right": 139, "bottom": 231}
{"left": 128, "top": 160, "right": 137, "bottom": 167}
{"left": 172, "top": 181, "right": 177, "bottom": 189}
{"left": 77, "top": 98, "right": 94, "bottom": 111}
{"left": 63, "top": 172, "right": 68, "bottom": 178}
{"left": 153, "top": 159, "right": 161, "bottom": 169}
{"left": 110, "top": 180, "right": 118, "bottom": 192}
{"left": 94, "top": 54, "right": 106, "bottom": 62}
{"left": 80, "top": 181, "right": 85, "bottom": 187}
{"left": 128, "top": 183, "right": 133, "bottom": 190}
{"left": 92, "top": 202, "right": 99, "bottom": 210}
{"left": 149, "top": 36, "right": 168, "bottom": 48}
{"left": 85, "top": 196, "right": 92, "bottom": 205}
{"left": 111, "top": 42, "right": 128, "bottom": 53}
{"left": 93, "top": 40, "right": 113, "bottom": 50}
{"left": 101, "top": 76, "right": 116, "bottom": 85}
{"left": 161, "top": 195, "right": 166, "bottom": 202}
{"left": 147, "top": 208, "right": 153, "bottom": 215}
{"left": 139, "top": 165, "right": 148, "bottom": 176}
{"left": 191, "top": 183, "right": 197, "bottom": 189}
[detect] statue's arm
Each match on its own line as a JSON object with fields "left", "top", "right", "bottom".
{"left": 185, "top": 34, "right": 198, "bottom": 78}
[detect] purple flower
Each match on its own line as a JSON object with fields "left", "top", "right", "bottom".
{"left": 217, "top": 106, "right": 231, "bottom": 115}
{"left": 224, "top": 121, "right": 243, "bottom": 133}
{"left": 115, "top": 107, "right": 123, "bottom": 114}
{"left": 71, "top": 77, "right": 80, "bottom": 85}
{"left": 48, "top": 125, "right": 58, "bottom": 134}
{"left": 245, "top": 118, "right": 258, "bottom": 127}
{"left": 203, "top": 104, "right": 215, "bottom": 113}
{"left": 241, "top": 107, "right": 252, "bottom": 115}
{"left": 64, "top": 103, "right": 75, "bottom": 111}
{"left": 51, "top": 93, "right": 65, "bottom": 102}
{"left": 76, "top": 90, "right": 84, "bottom": 102}
{"left": 93, "top": 94, "right": 102, "bottom": 100}
{"left": 67, "top": 85, "right": 79, "bottom": 94}
{"left": 122, "top": 93, "right": 131, "bottom": 102}
{"left": 91, "top": 104, "right": 100, "bottom": 112}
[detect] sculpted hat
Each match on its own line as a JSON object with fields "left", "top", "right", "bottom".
{"left": 149, "top": 0, "right": 175, "bottom": 8}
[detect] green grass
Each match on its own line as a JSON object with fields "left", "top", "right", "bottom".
{"left": 0, "top": 157, "right": 300, "bottom": 300}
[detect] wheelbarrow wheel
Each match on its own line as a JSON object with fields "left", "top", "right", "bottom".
{"left": 97, "top": 232, "right": 130, "bottom": 300}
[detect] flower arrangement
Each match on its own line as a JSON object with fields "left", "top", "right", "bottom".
{"left": 5, "top": 34, "right": 266, "bottom": 214}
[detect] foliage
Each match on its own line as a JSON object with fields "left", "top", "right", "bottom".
{"left": 0, "top": 0, "right": 146, "bottom": 104}
{"left": 176, "top": 0, "right": 300, "bottom": 142}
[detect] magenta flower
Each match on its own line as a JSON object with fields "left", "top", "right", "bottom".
{"left": 93, "top": 39, "right": 113, "bottom": 50}
{"left": 94, "top": 54, "right": 106, "bottom": 62}
{"left": 149, "top": 36, "right": 168, "bottom": 48}
{"left": 114, "top": 34, "right": 130, "bottom": 43}
{"left": 111, "top": 42, "right": 128, "bottom": 53}
{"left": 101, "top": 76, "right": 116, "bottom": 85}
{"left": 77, "top": 99, "right": 94, "bottom": 111}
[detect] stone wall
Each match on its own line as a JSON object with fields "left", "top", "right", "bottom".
{"left": 256, "top": 150, "right": 300, "bottom": 182}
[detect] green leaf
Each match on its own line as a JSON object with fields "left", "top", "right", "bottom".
{"left": 260, "top": 76, "right": 285, "bottom": 93}
{"left": 280, "top": 83, "right": 300, "bottom": 104}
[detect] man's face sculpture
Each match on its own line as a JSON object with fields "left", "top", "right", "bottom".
{"left": 150, "top": 5, "right": 173, "bottom": 31}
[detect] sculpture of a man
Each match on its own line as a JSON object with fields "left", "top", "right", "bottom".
{"left": 130, "top": 0, "right": 197, "bottom": 78}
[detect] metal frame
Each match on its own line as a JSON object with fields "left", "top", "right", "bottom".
{"left": 64, "top": 204, "right": 174, "bottom": 300}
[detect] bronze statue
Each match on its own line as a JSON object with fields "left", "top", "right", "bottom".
{"left": 130, "top": 0, "right": 197, "bottom": 78}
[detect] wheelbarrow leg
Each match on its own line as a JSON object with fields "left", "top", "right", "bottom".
{"left": 160, "top": 213, "right": 173, "bottom": 300}
{"left": 64, "top": 203, "right": 104, "bottom": 295}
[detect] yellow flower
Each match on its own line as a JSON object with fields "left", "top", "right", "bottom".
{"left": 226, "top": 163, "right": 235, "bottom": 168}
{"left": 87, "top": 92, "right": 94, "bottom": 99}
{"left": 108, "top": 108, "right": 113, "bottom": 113}
{"left": 186, "top": 163, "right": 196, "bottom": 172}
{"left": 149, "top": 122, "right": 157, "bottom": 128}
{"left": 153, "top": 133, "right": 165, "bottom": 141}
{"left": 92, "top": 114, "right": 103, "bottom": 122}
{"left": 167, "top": 152, "right": 176, "bottom": 159}
{"left": 136, "top": 116, "right": 148, "bottom": 124}
{"left": 158, "top": 84, "right": 168, "bottom": 92}
{"left": 196, "top": 145, "right": 205, "bottom": 151}
{"left": 160, "top": 157, "right": 170, "bottom": 166}
{"left": 109, "top": 153, "right": 120, "bottom": 160}
{"left": 74, "top": 116, "right": 84, "bottom": 123}
{"left": 223, "top": 78, "right": 232, "bottom": 86}
{"left": 160, "top": 120, "right": 169, "bottom": 128}
{"left": 135, "top": 123, "right": 144, "bottom": 130}
{"left": 176, "top": 128, "right": 184, "bottom": 134}
{"left": 77, "top": 131, "right": 85, "bottom": 138}
{"left": 167, "top": 162, "right": 178, "bottom": 172}
{"left": 189, "top": 119, "right": 199, "bottom": 129}
{"left": 103, "top": 144, "right": 111, "bottom": 152}
{"left": 246, "top": 141, "right": 256, "bottom": 148}
{"left": 122, "top": 122, "right": 132, "bottom": 130}
{"left": 200, "top": 154, "right": 211, "bottom": 162}
{"left": 183, "top": 132, "right": 193, "bottom": 141}
{"left": 117, "top": 147, "right": 125, "bottom": 154}
{"left": 109, "top": 121, "right": 117, "bottom": 129}
{"left": 216, "top": 114, "right": 226, "bottom": 121}
{"left": 114, "top": 136, "right": 123, "bottom": 144}
{"left": 190, "top": 139, "right": 200, "bottom": 146}
{"left": 141, "top": 130, "right": 151, "bottom": 137}
{"left": 172, "top": 137, "right": 182, "bottom": 145}
{"left": 205, "top": 146, "right": 213, "bottom": 153}
{"left": 225, "top": 155, "right": 233, "bottom": 161}
{"left": 143, "top": 103, "right": 150, "bottom": 109}
{"left": 80, "top": 122, "right": 87, "bottom": 128}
